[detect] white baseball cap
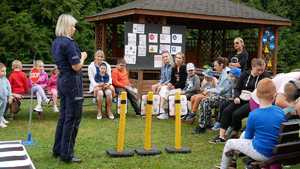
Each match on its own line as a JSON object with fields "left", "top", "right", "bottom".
{"left": 186, "top": 63, "right": 195, "bottom": 71}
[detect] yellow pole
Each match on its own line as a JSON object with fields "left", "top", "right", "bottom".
{"left": 175, "top": 91, "right": 182, "bottom": 149}
{"left": 117, "top": 91, "right": 127, "bottom": 152}
{"left": 144, "top": 92, "right": 153, "bottom": 150}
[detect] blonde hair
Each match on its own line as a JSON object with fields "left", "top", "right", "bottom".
{"left": 175, "top": 52, "right": 185, "bottom": 65}
{"left": 12, "top": 60, "right": 22, "bottom": 69}
{"left": 55, "top": 14, "right": 77, "bottom": 37}
{"left": 161, "top": 51, "right": 174, "bottom": 66}
{"left": 34, "top": 60, "right": 44, "bottom": 68}
{"left": 257, "top": 78, "right": 276, "bottom": 101}
{"left": 94, "top": 50, "right": 105, "bottom": 59}
{"left": 234, "top": 37, "right": 245, "bottom": 48}
{"left": 0, "top": 63, "right": 6, "bottom": 70}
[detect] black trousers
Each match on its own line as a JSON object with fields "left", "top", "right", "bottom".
{"left": 220, "top": 100, "right": 249, "bottom": 130}
{"left": 53, "top": 74, "right": 83, "bottom": 161}
{"left": 231, "top": 103, "right": 250, "bottom": 131}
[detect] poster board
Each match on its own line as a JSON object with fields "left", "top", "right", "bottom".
{"left": 124, "top": 22, "right": 186, "bottom": 69}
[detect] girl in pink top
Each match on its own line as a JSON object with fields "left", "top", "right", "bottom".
{"left": 48, "top": 67, "right": 59, "bottom": 112}
{"left": 30, "top": 60, "right": 50, "bottom": 112}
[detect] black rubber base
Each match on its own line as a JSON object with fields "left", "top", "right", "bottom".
{"left": 165, "top": 147, "right": 191, "bottom": 154}
{"left": 135, "top": 148, "right": 161, "bottom": 156}
{"left": 106, "top": 149, "right": 134, "bottom": 157}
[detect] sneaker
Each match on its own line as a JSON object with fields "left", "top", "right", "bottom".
{"left": 225, "top": 126, "right": 233, "bottom": 138}
{"left": 96, "top": 114, "right": 102, "bottom": 120}
{"left": 185, "top": 113, "right": 196, "bottom": 121}
{"left": 214, "top": 165, "right": 221, "bottom": 169}
{"left": 0, "top": 122, "right": 7, "bottom": 128}
{"left": 34, "top": 105, "right": 43, "bottom": 112}
{"left": 1, "top": 117, "right": 9, "bottom": 124}
{"left": 181, "top": 114, "right": 187, "bottom": 120}
{"left": 53, "top": 105, "right": 59, "bottom": 113}
{"left": 45, "top": 99, "right": 51, "bottom": 105}
{"left": 157, "top": 113, "right": 169, "bottom": 120}
{"left": 192, "top": 126, "right": 206, "bottom": 134}
{"left": 108, "top": 113, "right": 114, "bottom": 120}
{"left": 209, "top": 135, "right": 226, "bottom": 144}
{"left": 211, "top": 122, "right": 221, "bottom": 131}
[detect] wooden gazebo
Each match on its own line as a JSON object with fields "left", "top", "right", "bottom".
{"left": 86, "top": 0, "right": 291, "bottom": 93}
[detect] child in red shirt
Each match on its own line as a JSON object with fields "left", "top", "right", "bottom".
{"left": 8, "top": 60, "right": 29, "bottom": 115}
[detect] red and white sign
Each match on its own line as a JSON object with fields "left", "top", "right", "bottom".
{"left": 148, "top": 33, "right": 158, "bottom": 43}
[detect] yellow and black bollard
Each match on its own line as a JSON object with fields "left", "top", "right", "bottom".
{"left": 136, "top": 92, "right": 161, "bottom": 156}
{"left": 165, "top": 91, "right": 191, "bottom": 154}
{"left": 106, "top": 91, "right": 134, "bottom": 157}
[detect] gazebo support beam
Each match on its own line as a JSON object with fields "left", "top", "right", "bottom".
{"left": 257, "top": 27, "right": 264, "bottom": 58}
{"left": 272, "top": 27, "right": 279, "bottom": 75}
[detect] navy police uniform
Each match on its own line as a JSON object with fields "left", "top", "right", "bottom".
{"left": 51, "top": 36, "right": 83, "bottom": 161}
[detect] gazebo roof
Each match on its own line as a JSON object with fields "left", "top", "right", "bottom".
{"left": 86, "top": 0, "right": 291, "bottom": 26}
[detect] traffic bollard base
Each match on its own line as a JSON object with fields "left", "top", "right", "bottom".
{"left": 165, "top": 147, "right": 191, "bottom": 154}
{"left": 106, "top": 149, "right": 134, "bottom": 157}
{"left": 135, "top": 148, "right": 161, "bottom": 156}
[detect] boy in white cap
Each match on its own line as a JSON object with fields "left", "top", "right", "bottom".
{"left": 181, "top": 63, "right": 201, "bottom": 100}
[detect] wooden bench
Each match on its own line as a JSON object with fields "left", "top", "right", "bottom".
{"left": 232, "top": 119, "right": 300, "bottom": 169}
{"left": 22, "top": 64, "right": 95, "bottom": 99}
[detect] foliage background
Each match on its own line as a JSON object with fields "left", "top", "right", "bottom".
{"left": 0, "top": 0, "right": 299, "bottom": 71}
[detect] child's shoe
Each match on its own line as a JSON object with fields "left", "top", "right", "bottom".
{"left": 107, "top": 112, "right": 114, "bottom": 120}
{"left": 96, "top": 113, "right": 102, "bottom": 120}
{"left": 53, "top": 105, "right": 59, "bottom": 113}
{"left": 34, "top": 105, "right": 43, "bottom": 112}
{"left": 0, "top": 121, "right": 7, "bottom": 128}
{"left": 1, "top": 117, "right": 9, "bottom": 124}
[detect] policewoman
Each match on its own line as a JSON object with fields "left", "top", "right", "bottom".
{"left": 51, "top": 14, "right": 87, "bottom": 163}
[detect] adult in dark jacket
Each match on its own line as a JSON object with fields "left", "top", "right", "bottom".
{"left": 210, "top": 58, "right": 270, "bottom": 143}
{"left": 52, "top": 14, "right": 87, "bottom": 163}
{"left": 229, "top": 37, "right": 249, "bottom": 72}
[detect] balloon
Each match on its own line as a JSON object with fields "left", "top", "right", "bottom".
{"left": 270, "top": 43, "right": 275, "bottom": 50}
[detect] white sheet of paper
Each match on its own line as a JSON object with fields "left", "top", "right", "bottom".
{"left": 138, "top": 46, "right": 146, "bottom": 56}
{"left": 171, "top": 34, "right": 182, "bottom": 44}
{"left": 124, "top": 55, "right": 136, "bottom": 64}
{"left": 133, "top": 23, "right": 145, "bottom": 34}
{"left": 125, "top": 45, "right": 137, "bottom": 56}
{"left": 139, "top": 34, "right": 146, "bottom": 46}
{"left": 128, "top": 33, "right": 137, "bottom": 45}
{"left": 148, "top": 33, "right": 158, "bottom": 43}
{"left": 160, "top": 34, "right": 171, "bottom": 44}
{"left": 171, "top": 45, "right": 182, "bottom": 55}
{"left": 149, "top": 45, "right": 158, "bottom": 53}
{"left": 154, "top": 55, "right": 163, "bottom": 68}
{"left": 159, "top": 44, "right": 170, "bottom": 53}
{"left": 162, "top": 26, "right": 171, "bottom": 34}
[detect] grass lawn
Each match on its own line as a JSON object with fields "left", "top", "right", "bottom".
{"left": 1, "top": 99, "right": 299, "bottom": 169}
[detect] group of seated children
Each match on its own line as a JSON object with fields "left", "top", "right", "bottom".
{"left": 0, "top": 60, "right": 59, "bottom": 128}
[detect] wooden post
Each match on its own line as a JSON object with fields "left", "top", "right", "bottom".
{"left": 272, "top": 27, "right": 279, "bottom": 75}
{"left": 257, "top": 27, "right": 264, "bottom": 58}
{"left": 196, "top": 29, "right": 202, "bottom": 67}
{"left": 101, "top": 23, "right": 107, "bottom": 53}
{"left": 112, "top": 24, "right": 117, "bottom": 59}
{"left": 222, "top": 30, "right": 227, "bottom": 58}
{"left": 95, "top": 22, "right": 102, "bottom": 49}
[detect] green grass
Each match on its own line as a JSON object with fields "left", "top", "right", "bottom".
{"left": 1, "top": 99, "right": 299, "bottom": 169}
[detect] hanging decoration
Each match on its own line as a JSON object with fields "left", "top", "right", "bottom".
{"left": 262, "top": 28, "right": 276, "bottom": 69}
